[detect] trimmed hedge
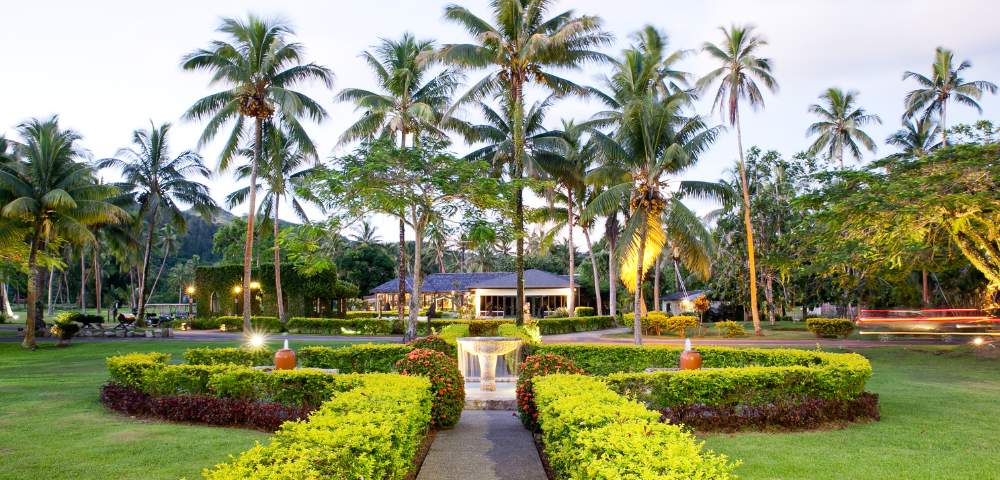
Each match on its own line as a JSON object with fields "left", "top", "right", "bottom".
{"left": 408, "top": 335, "right": 456, "bottom": 356}
{"left": 286, "top": 317, "right": 393, "bottom": 335}
{"left": 396, "top": 348, "right": 465, "bottom": 428}
{"left": 184, "top": 347, "right": 273, "bottom": 366}
{"left": 533, "top": 374, "right": 738, "bottom": 479}
{"left": 437, "top": 324, "right": 470, "bottom": 345}
{"left": 573, "top": 306, "right": 595, "bottom": 317}
{"left": 516, "top": 354, "right": 584, "bottom": 430}
{"left": 715, "top": 320, "right": 746, "bottom": 337}
{"left": 536, "top": 315, "right": 615, "bottom": 335}
{"left": 536, "top": 345, "right": 872, "bottom": 408}
{"left": 106, "top": 352, "right": 171, "bottom": 387}
{"left": 806, "top": 318, "right": 855, "bottom": 338}
{"left": 658, "top": 392, "right": 881, "bottom": 432}
{"left": 190, "top": 316, "right": 282, "bottom": 333}
{"left": 202, "top": 374, "right": 432, "bottom": 480}
{"left": 298, "top": 344, "right": 413, "bottom": 372}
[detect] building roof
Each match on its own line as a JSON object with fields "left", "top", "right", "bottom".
{"left": 662, "top": 290, "right": 707, "bottom": 302}
{"left": 369, "top": 269, "right": 571, "bottom": 294}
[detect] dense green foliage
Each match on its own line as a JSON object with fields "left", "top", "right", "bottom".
{"left": 183, "top": 347, "right": 273, "bottom": 366}
{"left": 533, "top": 374, "right": 738, "bottom": 479}
{"left": 516, "top": 353, "right": 584, "bottom": 430}
{"left": 106, "top": 352, "right": 171, "bottom": 387}
{"left": 202, "top": 374, "right": 431, "bottom": 480}
{"left": 286, "top": 317, "right": 393, "bottom": 335}
{"left": 298, "top": 344, "right": 414, "bottom": 372}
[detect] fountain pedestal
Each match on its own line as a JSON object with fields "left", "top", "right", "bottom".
{"left": 456, "top": 337, "right": 522, "bottom": 392}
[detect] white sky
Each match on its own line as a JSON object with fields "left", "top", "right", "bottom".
{"left": 3, "top": 0, "right": 998, "bottom": 243}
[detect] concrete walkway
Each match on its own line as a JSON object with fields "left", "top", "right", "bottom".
{"left": 417, "top": 411, "right": 545, "bottom": 480}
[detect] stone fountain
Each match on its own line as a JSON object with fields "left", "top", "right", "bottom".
{"left": 456, "top": 337, "right": 523, "bottom": 392}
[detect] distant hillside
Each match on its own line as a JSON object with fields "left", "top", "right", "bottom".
{"left": 175, "top": 209, "right": 232, "bottom": 264}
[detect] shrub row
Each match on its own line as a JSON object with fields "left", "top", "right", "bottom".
{"left": 428, "top": 315, "right": 615, "bottom": 336}
{"left": 396, "top": 349, "right": 464, "bottom": 428}
{"left": 298, "top": 344, "right": 414, "bottom": 372}
{"left": 806, "top": 318, "right": 855, "bottom": 338}
{"left": 202, "top": 374, "right": 433, "bottom": 480}
{"left": 184, "top": 347, "right": 273, "bottom": 366}
{"left": 516, "top": 354, "right": 584, "bottom": 430}
{"left": 533, "top": 374, "right": 738, "bottom": 479}
{"left": 658, "top": 392, "right": 880, "bottom": 432}
{"left": 286, "top": 317, "right": 394, "bottom": 335}
{"left": 536, "top": 345, "right": 872, "bottom": 404}
{"left": 100, "top": 383, "right": 312, "bottom": 431}
{"left": 189, "top": 316, "right": 282, "bottom": 332}
{"left": 106, "top": 352, "right": 171, "bottom": 387}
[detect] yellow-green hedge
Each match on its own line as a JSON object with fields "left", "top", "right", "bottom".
{"left": 806, "top": 318, "right": 855, "bottom": 338}
{"left": 106, "top": 352, "right": 171, "bottom": 387}
{"left": 533, "top": 374, "right": 738, "bottom": 479}
{"left": 202, "top": 374, "right": 432, "bottom": 480}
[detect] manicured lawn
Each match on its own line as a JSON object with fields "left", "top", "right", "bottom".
{"left": 0, "top": 338, "right": 356, "bottom": 480}
{"left": 704, "top": 346, "right": 1000, "bottom": 479}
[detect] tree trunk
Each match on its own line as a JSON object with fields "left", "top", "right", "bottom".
{"left": 607, "top": 215, "right": 619, "bottom": 318}
{"left": 46, "top": 267, "right": 56, "bottom": 316}
{"left": 241, "top": 117, "right": 263, "bottom": 332}
{"left": 765, "top": 273, "right": 776, "bottom": 324}
{"left": 23, "top": 221, "right": 43, "bottom": 349}
{"left": 566, "top": 188, "right": 575, "bottom": 315}
{"left": 274, "top": 195, "right": 287, "bottom": 324}
{"left": 93, "top": 244, "right": 102, "bottom": 315}
{"left": 511, "top": 79, "right": 526, "bottom": 325}
{"left": 735, "top": 113, "right": 763, "bottom": 336}
{"left": 673, "top": 258, "right": 688, "bottom": 298}
{"left": 398, "top": 215, "right": 406, "bottom": 323}
{"left": 136, "top": 200, "right": 160, "bottom": 324}
{"left": 80, "top": 253, "right": 87, "bottom": 313}
{"left": 582, "top": 225, "right": 602, "bottom": 316}
{"left": 407, "top": 219, "right": 423, "bottom": 342}
{"left": 653, "top": 253, "right": 661, "bottom": 312}
{"left": 941, "top": 100, "right": 948, "bottom": 146}
{"left": 148, "top": 244, "right": 170, "bottom": 306}
{"left": 632, "top": 221, "right": 648, "bottom": 346}
{"left": 1, "top": 283, "right": 13, "bottom": 318}
{"left": 922, "top": 269, "right": 930, "bottom": 306}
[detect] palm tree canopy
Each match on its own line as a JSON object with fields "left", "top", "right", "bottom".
{"left": 886, "top": 117, "right": 942, "bottom": 159}
{"left": 98, "top": 122, "right": 218, "bottom": 234}
{"left": 181, "top": 14, "right": 334, "bottom": 170}
{"left": 464, "top": 95, "right": 557, "bottom": 177}
{"left": 337, "top": 32, "right": 463, "bottom": 145}
{"left": 440, "top": 0, "right": 613, "bottom": 108}
{"left": 903, "top": 46, "right": 997, "bottom": 121}
{"left": 697, "top": 24, "right": 778, "bottom": 126}
{"left": 805, "top": 87, "right": 882, "bottom": 162}
{"left": 0, "top": 117, "right": 129, "bottom": 246}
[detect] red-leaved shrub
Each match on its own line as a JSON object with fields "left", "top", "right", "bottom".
{"left": 516, "top": 354, "right": 584, "bottom": 430}
{"left": 658, "top": 392, "right": 880, "bottom": 432}
{"left": 395, "top": 348, "right": 464, "bottom": 428}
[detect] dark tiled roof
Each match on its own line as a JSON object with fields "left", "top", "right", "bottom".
{"left": 369, "top": 269, "right": 571, "bottom": 294}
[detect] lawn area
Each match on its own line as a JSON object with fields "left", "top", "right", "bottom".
{"left": 704, "top": 346, "right": 1000, "bottom": 479}
{"left": 0, "top": 338, "right": 356, "bottom": 480}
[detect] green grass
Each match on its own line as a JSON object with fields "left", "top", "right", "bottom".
{"left": 0, "top": 338, "right": 358, "bottom": 480}
{"left": 704, "top": 346, "right": 1000, "bottom": 479}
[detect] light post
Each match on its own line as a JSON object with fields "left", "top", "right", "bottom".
{"left": 185, "top": 285, "right": 196, "bottom": 318}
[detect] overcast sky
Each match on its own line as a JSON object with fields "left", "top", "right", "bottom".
{"left": 3, "top": 0, "right": 998, "bottom": 242}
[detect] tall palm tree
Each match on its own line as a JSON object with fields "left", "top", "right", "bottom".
{"left": 464, "top": 96, "right": 556, "bottom": 177}
{"left": 0, "top": 117, "right": 127, "bottom": 349}
{"left": 441, "top": 0, "right": 611, "bottom": 323}
{"left": 534, "top": 120, "right": 600, "bottom": 315}
{"left": 806, "top": 88, "right": 882, "bottom": 168}
{"left": 903, "top": 47, "right": 997, "bottom": 145}
{"left": 352, "top": 219, "right": 381, "bottom": 245}
{"left": 585, "top": 91, "right": 723, "bottom": 345}
{"left": 182, "top": 14, "right": 333, "bottom": 331}
{"left": 336, "top": 33, "right": 459, "bottom": 334}
{"left": 227, "top": 123, "right": 317, "bottom": 324}
{"left": 886, "top": 117, "right": 941, "bottom": 160}
{"left": 98, "top": 122, "right": 216, "bottom": 323}
{"left": 697, "top": 24, "right": 778, "bottom": 336}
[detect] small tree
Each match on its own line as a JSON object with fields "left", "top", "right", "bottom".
{"left": 314, "top": 138, "right": 503, "bottom": 341}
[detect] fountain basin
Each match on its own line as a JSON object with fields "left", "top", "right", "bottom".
{"left": 456, "top": 337, "right": 523, "bottom": 392}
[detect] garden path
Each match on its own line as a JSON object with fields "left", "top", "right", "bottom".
{"left": 417, "top": 410, "right": 546, "bottom": 480}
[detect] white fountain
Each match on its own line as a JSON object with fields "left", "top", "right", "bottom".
{"left": 455, "top": 336, "right": 523, "bottom": 392}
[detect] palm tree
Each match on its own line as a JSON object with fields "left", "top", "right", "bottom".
{"left": 806, "top": 88, "right": 882, "bottom": 168}
{"left": 585, "top": 91, "right": 723, "bottom": 345}
{"left": 98, "top": 122, "right": 216, "bottom": 323}
{"left": 534, "top": 120, "right": 601, "bottom": 315}
{"left": 0, "top": 117, "right": 128, "bottom": 349}
{"left": 886, "top": 117, "right": 941, "bottom": 160}
{"left": 352, "top": 219, "right": 381, "bottom": 245}
{"left": 441, "top": 0, "right": 611, "bottom": 324}
{"left": 182, "top": 14, "right": 333, "bottom": 331}
{"left": 903, "top": 47, "right": 997, "bottom": 145}
{"left": 697, "top": 24, "right": 778, "bottom": 336}
{"left": 336, "top": 33, "right": 459, "bottom": 332}
{"left": 227, "top": 123, "right": 317, "bottom": 324}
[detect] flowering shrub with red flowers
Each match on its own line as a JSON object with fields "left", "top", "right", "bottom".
{"left": 516, "top": 354, "right": 584, "bottom": 430}
{"left": 408, "top": 335, "right": 456, "bottom": 357}
{"left": 395, "top": 348, "right": 464, "bottom": 428}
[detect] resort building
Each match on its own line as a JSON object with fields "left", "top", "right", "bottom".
{"left": 369, "top": 269, "right": 577, "bottom": 318}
